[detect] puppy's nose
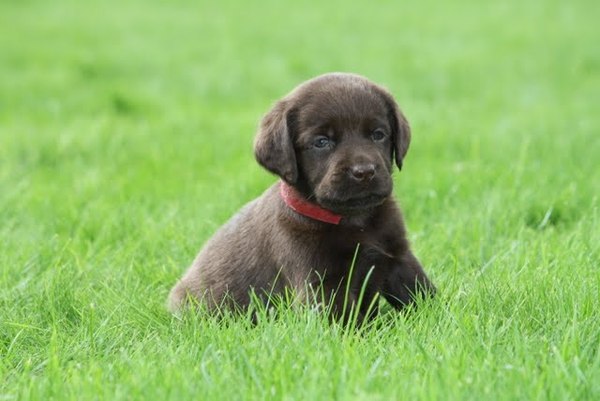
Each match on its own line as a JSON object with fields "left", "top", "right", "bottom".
{"left": 349, "top": 163, "right": 376, "bottom": 181}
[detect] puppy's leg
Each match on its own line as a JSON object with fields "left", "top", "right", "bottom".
{"left": 327, "top": 286, "right": 381, "bottom": 325}
{"left": 383, "top": 250, "right": 436, "bottom": 309}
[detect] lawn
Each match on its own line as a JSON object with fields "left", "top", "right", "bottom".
{"left": 1, "top": 0, "right": 599, "bottom": 399}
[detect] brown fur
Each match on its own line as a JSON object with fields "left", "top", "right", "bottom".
{"left": 168, "top": 73, "right": 435, "bottom": 321}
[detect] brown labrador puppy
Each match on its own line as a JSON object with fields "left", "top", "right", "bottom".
{"left": 168, "top": 73, "right": 435, "bottom": 321}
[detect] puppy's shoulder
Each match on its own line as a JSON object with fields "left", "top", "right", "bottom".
{"left": 363, "top": 197, "right": 410, "bottom": 252}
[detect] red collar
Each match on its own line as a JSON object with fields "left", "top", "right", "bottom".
{"left": 279, "top": 182, "right": 342, "bottom": 225}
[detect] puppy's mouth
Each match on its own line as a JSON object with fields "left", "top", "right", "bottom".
{"left": 317, "top": 192, "right": 389, "bottom": 214}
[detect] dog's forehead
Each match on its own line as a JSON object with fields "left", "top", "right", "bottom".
{"left": 292, "top": 81, "right": 388, "bottom": 129}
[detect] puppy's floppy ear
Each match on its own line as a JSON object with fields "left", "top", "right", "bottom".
{"left": 377, "top": 87, "right": 411, "bottom": 170}
{"left": 254, "top": 100, "right": 298, "bottom": 183}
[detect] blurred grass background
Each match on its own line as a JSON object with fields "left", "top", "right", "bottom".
{"left": 1, "top": 0, "right": 599, "bottom": 400}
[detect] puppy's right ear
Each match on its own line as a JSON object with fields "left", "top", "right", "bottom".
{"left": 254, "top": 101, "right": 298, "bottom": 184}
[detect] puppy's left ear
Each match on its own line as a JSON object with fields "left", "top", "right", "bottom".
{"left": 377, "top": 87, "right": 411, "bottom": 170}
{"left": 254, "top": 100, "right": 298, "bottom": 183}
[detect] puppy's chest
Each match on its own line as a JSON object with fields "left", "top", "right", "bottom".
{"left": 303, "top": 233, "right": 395, "bottom": 281}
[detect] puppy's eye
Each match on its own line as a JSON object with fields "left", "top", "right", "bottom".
{"left": 313, "top": 136, "right": 333, "bottom": 149}
{"left": 371, "top": 129, "right": 387, "bottom": 142}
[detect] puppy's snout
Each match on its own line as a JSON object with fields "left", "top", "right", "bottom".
{"left": 348, "top": 163, "right": 376, "bottom": 182}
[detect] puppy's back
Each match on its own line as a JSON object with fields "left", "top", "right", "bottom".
{"left": 167, "top": 185, "right": 283, "bottom": 312}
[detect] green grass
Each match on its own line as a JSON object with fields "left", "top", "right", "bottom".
{"left": 1, "top": 0, "right": 599, "bottom": 399}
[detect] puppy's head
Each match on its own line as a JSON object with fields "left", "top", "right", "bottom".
{"left": 254, "top": 73, "right": 411, "bottom": 214}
